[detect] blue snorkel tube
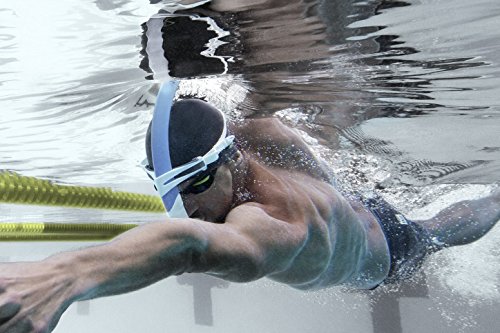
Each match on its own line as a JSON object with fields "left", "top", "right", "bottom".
{"left": 150, "top": 81, "right": 187, "bottom": 217}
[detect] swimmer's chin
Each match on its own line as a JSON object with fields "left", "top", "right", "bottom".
{"left": 190, "top": 211, "right": 226, "bottom": 224}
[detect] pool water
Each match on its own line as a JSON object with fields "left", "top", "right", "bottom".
{"left": 1, "top": 1, "right": 499, "bottom": 332}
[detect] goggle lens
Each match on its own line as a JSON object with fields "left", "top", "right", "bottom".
{"left": 181, "top": 168, "right": 217, "bottom": 195}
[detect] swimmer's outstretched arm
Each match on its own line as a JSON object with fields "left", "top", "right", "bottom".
{"left": 0, "top": 205, "right": 306, "bottom": 332}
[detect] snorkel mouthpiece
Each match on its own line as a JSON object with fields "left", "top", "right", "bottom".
{"left": 143, "top": 81, "right": 234, "bottom": 218}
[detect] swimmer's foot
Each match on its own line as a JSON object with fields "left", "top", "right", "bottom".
{"left": 415, "top": 188, "right": 500, "bottom": 247}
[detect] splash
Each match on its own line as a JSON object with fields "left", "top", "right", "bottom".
{"left": 426, "top": 225, "right": 500, "bottom": 302}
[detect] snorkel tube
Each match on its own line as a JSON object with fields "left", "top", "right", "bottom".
{"left": 150, "top": 81, "right": 189, "bottom": 218}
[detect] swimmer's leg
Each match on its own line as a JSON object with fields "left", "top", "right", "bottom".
{"left": 414, "top": 188, "right": 500, "bottom": 247}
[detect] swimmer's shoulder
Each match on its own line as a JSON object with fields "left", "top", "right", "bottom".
{"left": 232, "top": 163, "right": 340, "bottom": 228}
{"left": 230, "top": 117, "right": 298, "bottom": 144}
{"left": 231, "top": 117, "right": 332, "bottom": 181}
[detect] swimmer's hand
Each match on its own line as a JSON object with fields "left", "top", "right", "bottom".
{"left": 0, "top": 260, "right": 77, "bottom": 333}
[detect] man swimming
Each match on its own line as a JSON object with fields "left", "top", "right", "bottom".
{"left": 0, "top": 82, "right": 498, "bottom": 332}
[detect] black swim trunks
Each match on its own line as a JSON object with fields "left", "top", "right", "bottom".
{"left": 362, "top": 195, "right": 444, "bottom": 285}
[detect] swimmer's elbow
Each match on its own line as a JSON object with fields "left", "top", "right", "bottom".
{"left": 188, "top": 218, "right": 305, "bottom": 283}
{"left": 213, "top": 240, "right": 267, "bottom": 282}
{"left": 199, "top": 230, "right": 268, "bottom": 282}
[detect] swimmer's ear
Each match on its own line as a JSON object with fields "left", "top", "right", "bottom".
{"left": 224, "top": 149, "right": 244, "bottom": 175}
{"left": 230, "top": 150, "right": 244, "bottom": 167}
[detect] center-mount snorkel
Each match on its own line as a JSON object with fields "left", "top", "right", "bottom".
{"left": 142, "top": 81, "right": 234, "bottom": 218}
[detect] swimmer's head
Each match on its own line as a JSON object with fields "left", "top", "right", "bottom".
{"left": 145, "top": 99, "right": 229, "bottom": 169}
{"left": 143, "top": 90, "right": 238, "bottom": 221}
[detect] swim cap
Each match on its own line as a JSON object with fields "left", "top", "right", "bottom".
{"left": 146, "top": 98, "right": 226, "bottom": 169}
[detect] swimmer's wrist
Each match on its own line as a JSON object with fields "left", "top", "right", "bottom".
{"left": 42, "top": 244, "right": 116, "bottom": 303}
{"left": 40, "top": 253, "right": 87, "bottom": 305}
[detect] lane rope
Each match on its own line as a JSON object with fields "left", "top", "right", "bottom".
{"left": 0, "top": 222, "right": 138, "bottom": 242}
{"left": 0, "top": 171, "right": 164, "bottom": 213}
{"left": 0, "top": 171, "right": 164, "bottom": 241}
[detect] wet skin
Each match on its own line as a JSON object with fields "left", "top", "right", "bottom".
{"left": 0, "top": 117, "right": 391, "bottom": 332}
{"left": 0, "top": 118, "right": 498, "bottom": 332}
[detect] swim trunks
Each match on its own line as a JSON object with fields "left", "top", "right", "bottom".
{"left": 362, "top": 195, "right": 444, "bottom": 284}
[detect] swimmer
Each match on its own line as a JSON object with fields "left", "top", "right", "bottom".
{"left": 0, "top": 82, "right": 498, "bottom": 332}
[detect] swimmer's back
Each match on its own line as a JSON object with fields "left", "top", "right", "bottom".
{"left": 225, "top": 118, "right": 380, "bottom": 288}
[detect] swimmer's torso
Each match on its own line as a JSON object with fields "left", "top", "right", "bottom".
{"left": 227, "top": 119, "right": 390, "bottom": 289}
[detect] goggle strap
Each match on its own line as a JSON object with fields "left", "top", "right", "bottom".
{"left": 153, "top": 135, "right": 234, "bottom": 190}
{"left": 204, "top": 136, "right": 235, "bottom": 164}
{"left": 156, "top": 171, "right": 200, "bottom": 197}
{"left": 155, "top": 158, "right": 206, "bottom": 188}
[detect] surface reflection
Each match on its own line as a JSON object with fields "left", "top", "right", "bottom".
{"left": 1, "top": 0, "right": 499, "bottom": 185}
{"left": 138, "top": 0, "right": 499, "bottom": 186}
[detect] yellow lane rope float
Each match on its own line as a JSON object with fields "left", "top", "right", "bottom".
{"left": 0, "top": 222, "right": 138, "bottom": 242}
{"left": 0, "top": 171, "right": 164, "bottom": 212}
{"left": 0, "top": 171, "right": 165, "bottom": 241}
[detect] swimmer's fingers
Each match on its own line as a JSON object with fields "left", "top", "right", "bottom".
{"left": 0, "top": 316, "right": 36, "bottom": 333}
{"left": 0, "top": 280, "right": 22, "bottom": 323}
{"left": 0, "top": 293, "right": 51, "bottom": 333}
{"left": 0, "top": 261, "right": 75, "bottom": 333}
{"left": 0, "top": 296, "right": 21, "bottom": 325}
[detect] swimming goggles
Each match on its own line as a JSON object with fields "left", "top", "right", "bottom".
{"left": 141, "top": 81, "right": 234, "bottom": 218}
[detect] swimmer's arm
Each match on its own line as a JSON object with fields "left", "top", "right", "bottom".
{"left": 45, "top": 208, "right": 305, "bottom": 301}
{"left": 0, "top": 207, "right": 307, "bottom": 331}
